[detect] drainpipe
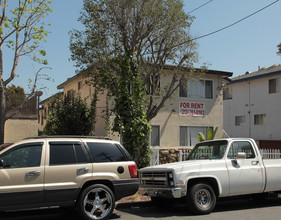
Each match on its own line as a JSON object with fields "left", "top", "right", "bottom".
{"left": 248, "top": 82, "right": 251, "bottom": 138}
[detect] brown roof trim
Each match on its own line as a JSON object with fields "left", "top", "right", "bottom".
{"left": 57, "top": 64, "right": 233, "bottom": 90}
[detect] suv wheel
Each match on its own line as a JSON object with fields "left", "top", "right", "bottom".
{"left": 77, "top": 184, "right": 115, "bottom": 220}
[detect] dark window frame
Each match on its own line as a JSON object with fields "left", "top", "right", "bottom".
{"left": 49, "top": 142, "right": 89, "bottom": 166}
{"left": 0, "top": 142, "right": 43, "bottom": 168}
{"left": 86, "top": 142, "right": 129, "bottom": 163}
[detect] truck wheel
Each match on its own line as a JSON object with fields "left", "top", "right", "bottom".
{"left": 187, "top": 183, "right": 216, "bottom": 215}
{"left": 77, "top": 184, "right": 115, "bottom": 220}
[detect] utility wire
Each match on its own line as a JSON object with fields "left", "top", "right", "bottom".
{"left": 187, "top": 0, "right": 214, "bottom": 15}
{"left": 189, "top": 0, "right": 280, "bottom": 43}
{"left": 146, "top": 0, "right": 280, "bottom": 55}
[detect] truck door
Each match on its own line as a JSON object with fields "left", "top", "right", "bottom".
{"left": 0, "top": 143, "right": 45, "bottom": 207}
{"left": 226, "top": 141, "right": 264, "bottom": 196}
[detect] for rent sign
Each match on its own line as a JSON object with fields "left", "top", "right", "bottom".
{"left": 179, "top": 102, "right": 205, "bottom": 117}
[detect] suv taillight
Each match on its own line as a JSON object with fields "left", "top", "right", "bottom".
{"left": 128, "top": 164, "right": 138, "bottom": 178}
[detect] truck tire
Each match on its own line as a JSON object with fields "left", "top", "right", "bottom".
{"left": 187, "top": 183, "right": 216, "bottom": 215}
{"left": 76, "top": 184, "right": 115, "bottom": 220}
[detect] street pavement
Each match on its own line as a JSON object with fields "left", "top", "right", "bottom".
{"left": 1, "top": 197, "right": 281, "bottom": 220}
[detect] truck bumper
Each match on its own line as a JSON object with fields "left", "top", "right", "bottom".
{"left": 140, "top": 186, "right": 186, "bottom": 199}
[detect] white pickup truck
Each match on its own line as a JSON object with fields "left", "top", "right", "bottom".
{"left": 139, "top": 138, "right": 281, "bottom": 214}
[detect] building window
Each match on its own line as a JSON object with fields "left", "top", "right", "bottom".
{"left": 180, "top": 126, "right": 212, "bottom": 146}
{"left": 151, "top": 125, "right": 160, "bottom": 147}
{"left": 254, "top": 114, "right": 266, "bottom": 125}
{"left": 269, "top": 78, "right": 279, "bottom": 94}
{"left": 180, "top": 79, "right": 213, "bottom": 100}
{"left": 235, "top": 116, "right": 246, "bottom": 126}
{"left": 78, "top": 81, "right": 82, "bottom": 90}
{"left": 223, "top": 87, "right": 232, "bottom": 100}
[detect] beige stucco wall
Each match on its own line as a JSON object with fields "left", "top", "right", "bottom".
{"left": 5, "top": 119, "right": 38, "bottom": 143}
{"left": 150, "top": 71, "right": 224, "bottom": 147}
{"left": 41, "top": 69, "right": 226, "bottom": 148}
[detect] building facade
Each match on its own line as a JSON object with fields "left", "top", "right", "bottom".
{"left": 223, "top": 64, "right": 281, "bottom": 148}
{"left": 150, "top": 66, "right": 232, "bottom": 148}
{"left": 5, "top": 95, "right": 40, "bottom": 143}
{"left": 39, "top": 65, "right": 232, "bottom": 148}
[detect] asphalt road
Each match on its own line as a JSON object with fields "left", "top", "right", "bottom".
{"left": 1, "top": 197, "right": 281, "bottom": 220}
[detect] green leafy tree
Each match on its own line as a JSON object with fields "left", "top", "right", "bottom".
{"left": 69, "top": 0, "right": 198, "bottom": 166}
{"left": 0, "top": 0, "right": 52, "bottom": 144}
{"left": 277, "top": 43, "right": 281, "bottom": 56}
{"left": 6, "top": 84, "right": 26, "bottom": 111}
{"left": 69, "top": 0, "right": 198, "bottom": 122}
{"left": 43, "top": 91, "right": 97, "bottom": 136}
{"left": 197, "top": 127, "right": 218, "bottom": 142}
{"left": 110, "top": 55, "right": 151, "bottom": 168}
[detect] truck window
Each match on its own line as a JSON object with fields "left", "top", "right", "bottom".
{"left": 186, "top": 140, "right": 227, "bottom": 160}
{"left": 0, "top": 144, "right": 42, "bottom": 168}
{"left": 49, "top": 143, "right": 87, "bottom": 165}
{"left": 86, "top": 142, "right": 127, "bottom": 162}
{"left": 227, "top": 141, "right": 256, "bottom": 159}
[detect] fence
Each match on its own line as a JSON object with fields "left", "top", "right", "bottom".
{"left": 150, "top": 148, "right": 281, "bottom": 166}
{"left": 261, "top": 149, "right": 281, "bottom": 159}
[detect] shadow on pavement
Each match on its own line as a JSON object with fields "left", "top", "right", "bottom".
{"left": 0, "top": 197, "right": 280, "bottom": 219}
{"left": 115, "top": 196, "right": 281, "bottom": 218}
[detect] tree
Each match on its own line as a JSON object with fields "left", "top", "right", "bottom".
{"left": 109, "top": 55, "right": 151, "bottom": 168}
{"left": 6, "top": 84, "right": 25, "bottom": 111}
{"left": 197, "top": 127, "right": 218, "bottom": 142}
{"left": 43, "top": 91, "right": 97, "bottom": 136}
{"left": 70, "top": 0, "right": 198, "bottom": 167}
{"left": 69, "top": 0, "right": 198, "bottom": 122}
{"left": 0, "top": 0, "right": 52, "bottom": 144}
{"left": 277, "top": 43, "right": 281, "bottom": 56}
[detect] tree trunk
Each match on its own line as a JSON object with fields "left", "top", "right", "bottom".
{"left": 0, "top": 86, "right": 6, "bottom": 144}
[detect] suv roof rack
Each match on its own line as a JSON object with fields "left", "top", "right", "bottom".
{"left": 23, "top": 135, "right": 112, "bottom": 140}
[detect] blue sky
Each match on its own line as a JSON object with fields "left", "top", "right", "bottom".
{"left": 5, "top": 0, "right": 281, "bottom": 100}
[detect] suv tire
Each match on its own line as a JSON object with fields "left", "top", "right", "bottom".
{"left": 77, "top": 184, "right": 115, "bottom": 220}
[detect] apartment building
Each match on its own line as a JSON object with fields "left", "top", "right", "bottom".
{"left": 223, "top": 64, "right": 281, "bottom": 148}
{"left": 39, "top": 65, "right": 232, "bottom": 148}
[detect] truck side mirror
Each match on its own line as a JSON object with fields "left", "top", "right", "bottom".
{"left": 237, "top": 152, "right": 246, "bottom": 159}
{"left": 232, "top": 152, "right": 246, "bottom": 166}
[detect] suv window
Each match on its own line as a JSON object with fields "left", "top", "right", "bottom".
{"left": 49, "top": 143, "right": 87, "bottom": 165}
{"left": 0, "top": 143, "right": 42, "bottom": 168}
{"left": 87, "top": 142, "right": 127, "bottom": 162}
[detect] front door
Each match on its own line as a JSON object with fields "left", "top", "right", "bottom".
{"left": 0, "top": 143, "right": 44, "bottom": 207}
{"left": 226, "top": 141, "right": 264, "bottom": 196}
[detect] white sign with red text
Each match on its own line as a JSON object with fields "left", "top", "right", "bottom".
{"left": 179, "top": 101, "right": 205, "bottom": 117}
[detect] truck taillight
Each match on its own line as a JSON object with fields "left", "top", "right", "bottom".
{"left": 128, "top": 164, "right": 138, "bottom": 178}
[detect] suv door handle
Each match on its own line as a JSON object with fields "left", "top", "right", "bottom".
{"left": 26, "top": 171, "right": 41, "bottom": 176}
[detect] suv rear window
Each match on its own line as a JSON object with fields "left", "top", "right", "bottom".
{"left": 49, "top": 143, "right": 87, "bottom": 165}
{"left": 87, "top": 142, "right": 127, "bottom": 162}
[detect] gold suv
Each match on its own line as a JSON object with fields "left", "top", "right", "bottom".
{"left": 0, "top": 136, "right": 139, "bottom": 220}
